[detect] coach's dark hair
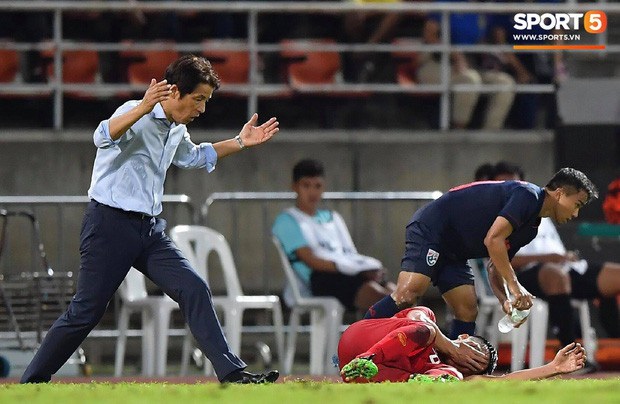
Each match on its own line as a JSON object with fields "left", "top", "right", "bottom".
{"left": 164, "top": 55, "right": 220, "bottom": 97}
{"left": 293, "top": 159, "right": 325, "bottom": 182}
{"left": 545, "top": 167, "right": 599, "bottom": 203}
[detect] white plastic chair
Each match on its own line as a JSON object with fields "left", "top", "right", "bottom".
{"left": 469, "top": 260, "right": 597, "bottom": 371}
{"left": 170, "top": 225, "right": 285, "bottom": 375}
{"left": 114, "top": 267, "right": 180, "bottom": 377}
{"left": 470, "top": 259, "right": 504, "bottom": 348}
{"left": 272, "top": 235, "right": 346, "bottom": 375}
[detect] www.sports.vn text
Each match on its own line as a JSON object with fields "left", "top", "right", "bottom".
{"left": 513, "top": 34, "right": 581, "bottom": 41}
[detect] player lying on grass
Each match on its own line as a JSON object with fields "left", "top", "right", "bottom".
{"left": 338, "top": 306, "right": 587, "bottom": 383}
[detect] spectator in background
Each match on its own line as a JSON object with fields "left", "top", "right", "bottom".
{"left": 487, "top": 0, "right": 567, "bottom": 129}
{"left": 417, "top": 0, "right": 515, "bottom": 130}
{"left": 493, "top": 162, "right": 620, "bottom": 362}
{"left": 0, "top": 8, "right": 51, "bottom": 82}
{"left": 272, "top": 159, "right": 396, "bottom": 313}
{"left": 342, "top": 0, "right": 426, "bottom": 83}
{"left": 601, "top": 177, "right": 620, "bottom": 224}
{"left": 473, "top": 162, "right": 497, "bottom": 181}
{"left": 178, "top": 0, "right": 248, "bottom": 42}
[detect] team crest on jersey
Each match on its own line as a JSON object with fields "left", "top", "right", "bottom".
{"left": 397, "top": 332, "right": 407, "bottom": 347}
{"left": 426, "top": 249, "right": 439, "bottom": 266}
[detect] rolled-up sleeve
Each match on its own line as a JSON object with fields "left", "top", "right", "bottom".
{"left": 173, "top": 133, "right": 217, "bottom": 172}
{"left": 92, "top": 120, "right": 120, "bottom": 149}
{"left": 92, "top": 101, "right": 136, "bottom": 148}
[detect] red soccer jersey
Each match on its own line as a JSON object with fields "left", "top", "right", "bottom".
{"left": 338, "top": 306, "right": 462, "bottom": 382}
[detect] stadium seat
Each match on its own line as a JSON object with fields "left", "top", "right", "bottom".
{"left": 119, "top": 41, "right": 179, "bottom": 85}
{"left": 280, "top": 38, "right": 342, "bottom": 88}
{"left": 114, "top": 267, "right": 180, "bottom": 377}
{"left": 0, "top": 47, "right": 19, "bottom": 83}
{"left": 201, "top": 39, "right": 254, "bottom": 100}
{"left": 41, "top": 46, "right": 101, "bottom": 99}
{"left": 202, "top": 39, "right": 250, "bottom": 86}
{"left": 470, "top": 259, "right": 504, "bottom": 348}
{"left": 470, "top": 259, "right": 598, "bottom": 371}
{"left": 279, "top": 38, "right": 370, "bottom": 127}
{"left": 272, "top": 235, "right": 345, "bottom": 375}
{"left": 170, "top": 225, "right": 285, "bottom": 376}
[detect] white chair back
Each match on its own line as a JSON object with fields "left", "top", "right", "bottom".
{"left": 271, "top": 235, "right": 306, "bottom": 303}
{"left": 119, "top": 267, "right": 148, "bottom": 302}
{"left": 170, "top": 225, "right": 243, "bottom": 298}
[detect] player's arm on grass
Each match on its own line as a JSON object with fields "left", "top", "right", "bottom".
{"left": 466, "top": 342, "right": 586, "bottom": 381}
{"left": 406, "top": 309, "right": 488, "bottom": 373}
{"left": 484, "top": 217, "right": 534, "bottom": 312}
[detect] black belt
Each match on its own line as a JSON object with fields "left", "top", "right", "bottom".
{"left": 92, "top": 200, "right": 154, "bottom": 220}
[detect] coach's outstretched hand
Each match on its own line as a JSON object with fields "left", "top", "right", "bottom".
{"left": 551, "top": 342, "right": 587, "bottom": 374}
{"left": 237, "top": 113, "right": 279, "bottom": 148}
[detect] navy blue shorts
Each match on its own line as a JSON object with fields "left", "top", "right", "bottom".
{"left": 400, "top": 221, "right": 474, "bottom": 294}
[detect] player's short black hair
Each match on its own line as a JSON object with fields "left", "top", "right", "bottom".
{"left": 292, "top": 159, "right": 324, "bottom": 182}
{"left": 474, "top": 163, "right": 496, "bottom": 181}
{"left": 471, "top": 335, "right": 498, "bottom": 375}
{"left": 494, "top": 161, "right": 525, "bottom": 181}
{"left": 545, "top": 167, "right": 599, "bottom": 204}
{"left": 164, "top": 54, "right": 221, "bottom": 97}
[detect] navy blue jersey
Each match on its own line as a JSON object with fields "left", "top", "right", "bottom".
{"left": 409, "top": 181, "right": 545, "bottom": 260}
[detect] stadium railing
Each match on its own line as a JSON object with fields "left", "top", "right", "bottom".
{"left": 0, "top": 1, "right": 617, "bottom": 130}
{"left": 0, "top": 194, "right": 195, "bottom": 369}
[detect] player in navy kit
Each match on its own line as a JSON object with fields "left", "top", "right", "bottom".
{"left": 364, "top": 168, "right": 598, "bottom": 347}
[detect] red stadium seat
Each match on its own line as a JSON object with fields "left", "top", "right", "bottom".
{"left": 119, "top": 41, "right": 179, "bottom": 85}
{"left": 280, "top": 38, "right": 342, "bottom": 87}
{"left": 279, "top": 38, "right": 371, "bottom": 127}
{"left": 0, "top": 47, "right": 19, "bottom": 83}
{"left": 41, "top": 46, "right": 101, "bottom": 99}
{"left": 202, "top": 39, "right": 249, "bottom": 85}
{"left": 201, "top": 39, "right": 250, "bottom": 97}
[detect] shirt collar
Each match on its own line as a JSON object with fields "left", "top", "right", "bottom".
{"left": 152, "top": 102, "right": 171, "bottom": 120}
{"left": 152, "top": 102, "right": 179, "bottom": 128}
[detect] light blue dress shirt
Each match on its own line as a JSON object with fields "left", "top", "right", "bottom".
{"left": 88, "top": 101, "right": 218, "bottom": 216}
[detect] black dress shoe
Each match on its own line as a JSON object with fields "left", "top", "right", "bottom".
{"left": 221, "top": 369, "right": 280, "bottom": 384}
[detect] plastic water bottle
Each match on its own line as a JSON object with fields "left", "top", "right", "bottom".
{"left": 498, "top": 308, "right": 531, "bottom": 333}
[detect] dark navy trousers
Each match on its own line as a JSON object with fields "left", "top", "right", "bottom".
{"left": 21, "top": 200, "right": 245, "bottom": 383}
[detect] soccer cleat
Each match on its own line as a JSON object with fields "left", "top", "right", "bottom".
{"left": 221, "top": 369, "right": 280, "bottom": 384}
{"left": 340, "top": 355, "right": 378, "bottom": 382}
{"left": 408, "top": 374, "right": 459, "bottom": 384}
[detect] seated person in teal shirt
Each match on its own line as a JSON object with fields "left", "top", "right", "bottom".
{"left": 272, "top": 159, "right": 395, "bottom": 312}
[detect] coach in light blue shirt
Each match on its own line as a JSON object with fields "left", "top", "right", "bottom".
{"left": 21, "top": 55, "right": 280, "bottom": 385}
{"left": 88, "top": 100, "right": 218, "bottom": 216}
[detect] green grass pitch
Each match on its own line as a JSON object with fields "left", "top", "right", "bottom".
{"left": 1, "top": 379, "right": 620, "bottom": 404}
